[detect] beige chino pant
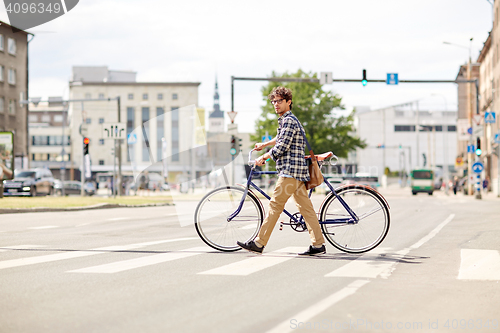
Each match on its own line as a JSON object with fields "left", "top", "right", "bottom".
{"left": 255, "top": 177, "right": 325, "bottom": 247}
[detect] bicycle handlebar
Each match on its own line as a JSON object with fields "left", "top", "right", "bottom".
{"left": 248, "top": 149, "right": 339, "bottom": 167}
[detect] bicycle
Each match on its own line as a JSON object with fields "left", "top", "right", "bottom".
{"left": 194, "top": 150, "right": 390, "bottom": 254}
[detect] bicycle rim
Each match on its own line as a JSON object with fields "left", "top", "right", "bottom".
{"left": 320, "top": 187, "right": 390, "bottom": 253}
{"left": 194, "top": 186, "right": 263, "bottom": 252}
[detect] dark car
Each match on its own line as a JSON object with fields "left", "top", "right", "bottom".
{"left": 2, "top": 168, "right": 55, "bottom": 197}
{"left": 55, "top": 181, "right": 95, "bottom": 196}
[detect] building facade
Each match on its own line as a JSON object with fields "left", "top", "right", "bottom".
{"left": 68, "top": 66, "right": 204, "bottom": 183}
{"left": 355, "top": 104, "right": 457, "bottom": 182}
{"left": 0, "top": 21, "right": 30, "bottom": 169}
{"left": 28, "top": 97, "right": 72, "bottom": 179}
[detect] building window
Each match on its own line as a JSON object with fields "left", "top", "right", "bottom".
{"left": 29, "top": 114, "right": 37, "bottom": 122}
{"left": 128, "top": 93, "right": 134, "bottom": 100}
{"left": 447, "top": 125, "right": 456, "bottom": 132}
{"left": 142, "top": 107, "right": 150, "bottom": 162}
{"left": 99, "top": 117, "right": 105, "bottom": 124}
{"left": 171, "top": 107, "right": 179, "bottom": 161}
{"left": 99, "top": 139, "right": 105, "bottom": 145}
{"left": 172, "top": 93, "right": 178, "bottom": 100}
{"left": 86, "top": 118, "right": 91, "bottom": 124}
{"left": 0, "top": 66, "right": 4, "bottom": 82}
{"left": 99, "top": 160, "right": 104, "bottom": 166}
{"left": 41, "top": 115, "right": 51, "bottom": 122}
{"left": 435, "top": 125, "right": 443, "bottom": 132}
{"left": 143, "top": 93, "right": 148, "bottom": 100}
{"left": 85, "top": 93, "right": 91, "bottom": 99}
{"left": 98, "top": 93, "right": 105, "bottom": 99}
{"left": 0, "top": 34, "right": 3, "bottom": 52}
{"left": 394, "top": 125, "right": 415, "bottom": 132}
{"left": 8, "top": 68, "right": 16, "bottom": 85}
{"left": 7, "top": 38, "right": 16, "bottom": 55}
{"left": 157, "top": 93, "right": 163, "bottom": 100}
{"left": 54, "top": 115, "right": 63, "bottom": 123}
{"left": 0, "top": 97, "right": 4, "bottom": 113}
{"left": 8, "top": 99, "right": 15, "bottom": 114}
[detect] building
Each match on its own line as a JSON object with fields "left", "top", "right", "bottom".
{"left": 476, "top": 26, "right": 499, "bottom": 195}
{"left": 0, "top": 21, "right": 31, "bottom": 169}
{"left": 208, "top": 78, "right": 225, "bottom": 133}
{"left": 355, "top": 103, "right": 457, "bottom": 183}
{"left": 28, "top": 97, "right": 72, "bottom": 179}
{"left": 68, "top": 66, "right": 204, "bottom": 184}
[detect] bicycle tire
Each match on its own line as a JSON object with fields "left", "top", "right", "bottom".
{"left": 320, "top": 185, "right": 390, "bottom": 253}
{"left": 194, "top": 186, "right": 264, "bottom": 252}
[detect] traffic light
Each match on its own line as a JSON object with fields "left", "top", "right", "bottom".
{"left": 230, "top": 135, "right": 237, "bottom": 155}
{"left": 475, "top": 137, "right": 482, "bottom": 156}
{"left": 83, "top": 137, "right": 90, "bottom": 155}
{"left": 362, "top": 69, "right": 367, "bottom": 86}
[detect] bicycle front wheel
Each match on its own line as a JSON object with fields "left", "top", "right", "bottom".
{"left": 320, "top": 185, "right": 390, "bottom": 253}
{"left": 194, "top": 186, "right": 264, "bottom": 252}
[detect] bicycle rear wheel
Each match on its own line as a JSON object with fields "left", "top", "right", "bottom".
{"left": 194, "top": 186, "right": 264, "bottom": 252}
{"left": 320, "top": 185, "right": 390, "bottom": 253}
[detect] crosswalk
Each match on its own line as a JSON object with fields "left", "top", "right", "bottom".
{"left": 0, "top": 241, "right": 396, "bottom": 277}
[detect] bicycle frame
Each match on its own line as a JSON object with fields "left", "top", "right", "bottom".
{"left": 227, "top": 151, "right": 359, "bottom": 226}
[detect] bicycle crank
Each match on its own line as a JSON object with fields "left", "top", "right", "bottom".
{"left": 290, "top": 212, "right": 308, "bottom": 232}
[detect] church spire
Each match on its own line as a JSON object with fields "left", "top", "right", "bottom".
{"left": 213, "top": 75, "right": 220, "bottom": 113}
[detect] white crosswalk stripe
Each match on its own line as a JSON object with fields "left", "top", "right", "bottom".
{"left": 0, "top": 238, "right": 198, "bottom": 270}
{"left": 68, "top": 247, "right": 212, "bottom": 274}
{"left": 198, "top": 247, "right": 303, "bottom": 276}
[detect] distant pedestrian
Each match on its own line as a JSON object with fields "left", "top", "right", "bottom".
{"left": 483, "top": 176, "right": 489, "bottom": 193}
{"left": 453, "top": 176, "right": 458, "bottom": 195}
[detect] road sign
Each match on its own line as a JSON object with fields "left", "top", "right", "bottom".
{"left": 386, "top": 73, "right": 399, "bottom": 85}
{"left": 102, "top": 123, "right": 126, "bottom": 139}
{"left": 494, "top": 132, "right": 500, "bottom": 144}
{"left": 262, "top": 135, "right": 272, "bottom": 142}
{"left": 467, "top": 145, "right": 475, "bottom": 153}
{"left": 455, "top": 157, "right": 463, "bottom": 166}
{"left": 485, "top": 112, "right": 496, "bottom": 124}
{"left": 473, "top": 125, "right": 484, "bottom": 137}
{"left": 473, "top": 114, "right": 483, "bottom": 126}
{"left": 472, "top": 161, "right": 484, "bottom": 173}
{"left": 227, "top": 111, "right": 238, "bottom": 124}
{"left": 127, "top": 133, "right": 137, "bottom": 145}
{"left": 467, "top": 127, "right": 473, "bottom": 135}
{"left": 319, "top": 72, "right": 333, "bottom": 85}
{"left": 79, "top": 124, "right": 88, "bottom": 136}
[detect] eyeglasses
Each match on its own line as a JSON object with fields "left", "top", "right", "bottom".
{"left": 271, "top": 98, "right": 285, "bottom": 105}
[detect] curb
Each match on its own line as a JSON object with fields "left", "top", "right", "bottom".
{"left": 0, "top": 202, "right": 174, "bottom": 214}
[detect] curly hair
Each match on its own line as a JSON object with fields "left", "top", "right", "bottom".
{"left": 268, "top": 86, "right": 293, "bottom": 110}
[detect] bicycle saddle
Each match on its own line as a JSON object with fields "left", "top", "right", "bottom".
{"left": 304, "top": 151, "right": 333, "bottom": 161}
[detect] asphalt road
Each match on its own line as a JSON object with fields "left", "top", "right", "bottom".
{"left": 0, "top": 187, "right": 499, "bottom": 333}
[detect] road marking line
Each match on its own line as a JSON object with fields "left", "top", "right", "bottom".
{"left": 265, "top": 280, "right": 370, "bottom": 333}
{"left": 0, "top": 245, "right": 46, "bottom": 252}
{"left": 458, "top": 249, "right": 500, "bottom": 281}
{"left": 0, "top": 238, "right": 198, "bottom": 270}
{"left": 27, "top": 226, "right": 59, "bottom": 230}
{"left": 409, "top": 214, "right": 455, "bottom": 250}
{"left": 67, "top": 247, "right": 212, "bottom": 273}
{"left": 198, "top": 247, "right": 303, "bottom": 276}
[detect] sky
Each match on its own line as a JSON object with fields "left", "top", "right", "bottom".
{"left": 0, "top": 0, "right": 492, "bottom": 133}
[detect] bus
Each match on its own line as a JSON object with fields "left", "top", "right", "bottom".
{"left": 411, "top": 169, "right": 434, "bottom": 195}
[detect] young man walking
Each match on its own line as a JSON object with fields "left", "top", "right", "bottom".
{"left": 237, "top": 87, "right": 326, "bottom": 255}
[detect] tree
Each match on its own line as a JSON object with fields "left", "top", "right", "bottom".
{"left": 251, "top": 69, "right": 366, "bottom": 160}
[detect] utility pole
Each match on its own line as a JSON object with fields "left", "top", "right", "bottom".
{"left": 117, "top": 96, "right": 122, "bottom": 196}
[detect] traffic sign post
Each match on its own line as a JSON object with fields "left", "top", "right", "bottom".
{"left": 472, "top": 161, "right": 484, "bottom": 173}
{"left": 320, "top": 72, "right": 333, "bottom": 85}
{"left": 101, "top": 123, "right": 126, "bottom": 140}
{"left": 494, "top": 132, "right": 500, "bottom": 144}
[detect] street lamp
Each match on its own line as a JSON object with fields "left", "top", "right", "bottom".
{"left": 443, "top": 39, "right": 473, "bottom": 62}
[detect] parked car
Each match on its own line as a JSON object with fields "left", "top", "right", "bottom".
{"left": 2, "top": 168, "right": 54, "bottom": 197}
{"left": 54, "top": 181, "right": 96, "bottom": 196}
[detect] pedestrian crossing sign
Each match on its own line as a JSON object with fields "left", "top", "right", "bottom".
{"left": 485, "top": 112, "right": 496, "bottom": 124}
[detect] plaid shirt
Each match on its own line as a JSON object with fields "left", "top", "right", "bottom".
{"left": 269, "top": 111, "right": 310, "bottom": 182}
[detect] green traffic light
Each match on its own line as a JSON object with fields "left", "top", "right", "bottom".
{"left": 362, "top": 79, "right": 367, "bottom": 86}
{"left": 475, "top": 148, "right": 482, "bottom": 156}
